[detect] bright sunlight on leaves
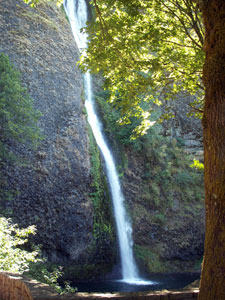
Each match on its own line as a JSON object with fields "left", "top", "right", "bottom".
{"left": 0, "top": 217, "right": 40, "bottom": 273}
{"left": 79, "top": 0, "right": 204, "bottom": 133}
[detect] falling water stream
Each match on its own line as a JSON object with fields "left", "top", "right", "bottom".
{"left": 64, "top": 0, "right": 150, "bottom": 284}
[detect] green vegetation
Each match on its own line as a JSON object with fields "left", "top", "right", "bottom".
{"left": 26, "top": 263, "right": 77, "bottom": 294}
{"left": 95, "top": 88, "right": 204, "bottom": 275}
{"left": 0, "top": 216, "right": 76, "bottom": 293}
{"left": 134, "top": 245, "right": 166, "bottom": 273}
{"left": 80, "top": 0, "right": 204, "bottom": 133}
{"left": 0, "top": 217, "right": 39, "bottom": 273}
{"left": 135, "top": 244, "right": 203, "bottom": 274}
{"left": 0, "top": 53, "right": 42, "bottom": 165}
{"left": 95, "top": 89, "right": 142, "bottom": 144}
{"left": 85, "top": 7, "right": 204, "bottom": 276}
{"left": 95, "top": 89, "right": 204, "bottom": 212}
{"left": 191, "top": 159, "right": 204, "bottom": 170}
{"left": 87, "top": 125, "right": 116, "bottom": 261}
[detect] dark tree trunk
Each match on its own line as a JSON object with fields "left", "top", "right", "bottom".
{"left": 199, "top": 0, "right": 225, "bottom": 299}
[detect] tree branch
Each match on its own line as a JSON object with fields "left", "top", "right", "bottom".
{"left": 161, "top": 1, "right": 202, "bottom": 49}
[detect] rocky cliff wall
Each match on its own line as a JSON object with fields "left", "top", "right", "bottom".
{"left": 0, "top": 0, "right": 115, "bottom": 273}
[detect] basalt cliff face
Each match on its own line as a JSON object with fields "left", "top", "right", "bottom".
{"left": 0, "top": 0, "right": 115, "bottom": 275}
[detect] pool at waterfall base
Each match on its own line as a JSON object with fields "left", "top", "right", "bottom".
{"left": 70, "top": 273, "right": 200, "bottom": 293}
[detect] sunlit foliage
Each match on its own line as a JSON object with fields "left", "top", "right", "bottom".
{"left": 191, "top": 159, "right": 204, "bottom": 170}
{"left": 0, "top": 217, "right": 39, "bottom": 273}
{"left": 0, "top": 217, "right": 76, "bottom": 293}
{"left": 79, "top": 0, "right": 204, "bottom": 132}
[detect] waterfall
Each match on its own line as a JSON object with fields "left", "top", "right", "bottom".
{"left": 64, "top": 0, "right": 148, "bottom": 284}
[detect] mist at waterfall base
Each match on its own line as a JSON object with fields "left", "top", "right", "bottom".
{"left": 64, "top": 0, "right": 200, "bottom": 293}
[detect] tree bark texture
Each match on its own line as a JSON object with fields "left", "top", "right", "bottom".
{"left": 199, "top": 0, "right": 225, "bottom": 299}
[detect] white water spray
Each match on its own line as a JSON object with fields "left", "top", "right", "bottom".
{"left": 64, "top": 0, "right": 152, "bottom": 284}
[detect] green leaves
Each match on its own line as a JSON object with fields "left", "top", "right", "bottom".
{"left": 0, "top": 217, "right": 39, "bottom": 273}
{"left": 0, "top": 215, "right": 75, "bottom": 292}
{"left": 191, "top": 159, "right": 204, "bottom": 170}
{"left": 79, "top": 0, "right": 205, "bottom": 131}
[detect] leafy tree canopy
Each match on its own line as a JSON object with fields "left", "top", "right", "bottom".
{"left": 0, "top": 53, "right": 42, "bottom": 164}
{"left": 79, "top": 0, "right": 205, "bottom": 134}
